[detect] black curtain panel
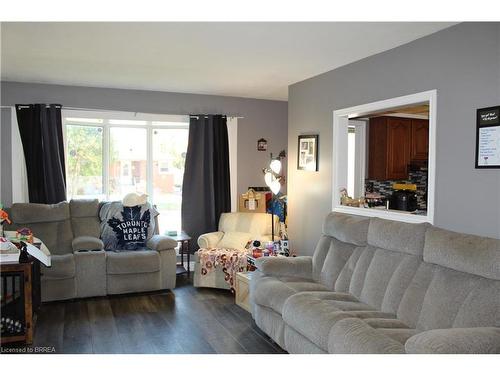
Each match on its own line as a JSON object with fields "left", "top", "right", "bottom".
{"left": 15, "top": 104, "right": 67, "bottom": 204}
{"left": 182, "top": 114, "right": 231, "bottom": 252}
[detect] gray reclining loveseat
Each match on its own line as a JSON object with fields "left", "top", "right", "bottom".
{"left": 250, "top": 213, "right": 500, "bottom": 354}
{"left": 5, "top": 199, "right": 178, "bottom": 302}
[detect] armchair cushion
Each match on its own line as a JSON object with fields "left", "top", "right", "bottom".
{"left": 405, "top": 327, "right": 500, "bottom": 354}
{"left": 217, "top": 231, "right": 252, "bottom": 250}
{"left": 197, "top": 231, "right": 224, "bottom": 249}
{"left": 147, "top": 235, "right": 177, "bottom": 251}
{"left": 72, "top": 236, "right": 104, "bottom": 252}
{"left": 256, "top": 256, "right": 313, "bottom": 280}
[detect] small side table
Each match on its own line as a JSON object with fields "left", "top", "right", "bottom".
{"left": 167, "top": 231, "right": 192, "bottom": 276}
{"left": 235, "top": 272, "right": 253, "bottom": 313}
{"left": 0, "top": 261, "right": 34, "bottom": 345}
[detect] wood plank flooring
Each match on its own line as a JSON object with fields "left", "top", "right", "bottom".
{"left": 9, "top": 276, "right": 286, "bottom": 354}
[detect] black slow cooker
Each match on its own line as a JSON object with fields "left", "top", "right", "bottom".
{"left": 389, "top": 189, "right": 417, "bottom": 212}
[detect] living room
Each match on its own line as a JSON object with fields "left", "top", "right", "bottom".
{"left": 1, "top": 1, "right": 499, "bottom": 374}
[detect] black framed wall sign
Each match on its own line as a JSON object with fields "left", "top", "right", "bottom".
{"left": 476, "top": 106, "right": 500, "bottom": 168}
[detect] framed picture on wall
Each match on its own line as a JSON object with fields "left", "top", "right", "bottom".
{"left": 475, "top": 106, "right": 500, "bottom": 168}
{"left": 297, "top": 134, "right": 319, "bottom": 171}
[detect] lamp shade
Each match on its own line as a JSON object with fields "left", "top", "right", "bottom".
{"left": 270, "top": 159, "right": 282, "bottom": 174}
{"left": 264, "top": 172, "right": 273, "bottom": 187}
{"left": 270, "top": 180, "right": 281, "bottom": 195}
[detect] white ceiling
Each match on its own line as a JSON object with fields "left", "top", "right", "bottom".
{"left": 1, "top": 22, "right": 455, "bottom": 101}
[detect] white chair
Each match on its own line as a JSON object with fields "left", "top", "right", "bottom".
{"left": 193, "top": 212, "right": 279, "bottom": 290}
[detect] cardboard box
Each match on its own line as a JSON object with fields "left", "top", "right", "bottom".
{"left": 238, "top": 190, "right": 271, "bottom": 213}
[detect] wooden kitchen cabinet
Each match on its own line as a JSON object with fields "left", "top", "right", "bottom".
{"left": 410, "top": 119, "right": 429, "bottom": 161}
{"left": 368, "top": 116, "right": 428, "bottom": 180}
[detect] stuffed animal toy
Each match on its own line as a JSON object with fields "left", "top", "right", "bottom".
{"left": 122, "top": 193, "right": 148, "bottom": 207}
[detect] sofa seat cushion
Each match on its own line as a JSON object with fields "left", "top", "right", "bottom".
{"left": 328, "top": 317, "right": 406, "bottom": 353}
{"left": 42, "top": 254, "right": 75, "bottom": 280}
{"left": 376, "top": 328, "right": 418, "bottom": 345}
{"left": 282, "top": 291, "right": 398, "bottom": 351}
{"left": 106, "top": 250, "right": 160, "bottom": 275}
{"left": 253, "top": 276, "right": 329, "bottom": 315}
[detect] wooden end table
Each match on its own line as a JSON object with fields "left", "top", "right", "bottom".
{"left": 167, "top": 231, "right": 192, "bottom": 277}
{"left": 1, "top": 261, "right": 34, "bottom": 345}
{"left": 235, "top": 272, "right": 252, "bottom": 312}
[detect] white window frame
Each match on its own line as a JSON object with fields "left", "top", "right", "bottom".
{"left": 227, "top": 117, "right": 238, "bottom": 212}
{"left": 348, "top": 120, "right": 367, "bottom": 199}
{"left": 332, "top": 90, "right": 437, "bottom": 224}
{"left": 62, "top": 109, "right": 189, "bottom": 204}
{"left": 62, "top": 109, "right": 239, "bottom": 211}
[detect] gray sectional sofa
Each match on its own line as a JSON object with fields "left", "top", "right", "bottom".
{"left": 250, "top": 213, "right": 500, "bottom": 354}
{"left": 5, "top": 199, "right": 178, "bottom": 302}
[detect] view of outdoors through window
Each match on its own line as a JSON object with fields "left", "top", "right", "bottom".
{"left": 64, "top": 113, "right": 189, "bottom": 233}
{"left": 109, "top": 127, "right": 147, "bottom": 200}
{"left": 152, "top": 129, "right": 188, "bottom": 232}
{"left": 66, "top": 124, "right": 104, "bottom": 199}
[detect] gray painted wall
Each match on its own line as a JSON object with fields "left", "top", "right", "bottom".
{"left": 0, "top": 82, "right": 288, "bottom": 205}
{"left": 288, "top": 22, "right": 500, "bottom": 255}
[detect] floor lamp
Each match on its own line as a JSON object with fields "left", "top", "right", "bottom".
{"left": 263, "top": 151, "right": 285, "bottom": 242}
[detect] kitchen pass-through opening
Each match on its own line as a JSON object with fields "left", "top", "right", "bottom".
{"left": 333, "top": 90, "right": 436, "bottom": 224}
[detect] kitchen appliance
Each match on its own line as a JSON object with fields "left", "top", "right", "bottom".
{"left": 389, "top": 183, "right": 418, "bottom": 212}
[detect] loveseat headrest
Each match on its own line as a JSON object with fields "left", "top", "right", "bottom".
{"left": 322, "top": 213, "right": 369, "bottom": 246}
{"left": 69, "top": 199, "right": 99, "bottom": 218}
{"left": 424, "top": 227, "right": 500, "bottom": 280}
{"left": 9, "top": 201, "right": 70, "bottom": 224}
{"left": 367, "top": 217, "right": 428, "bottom": 256}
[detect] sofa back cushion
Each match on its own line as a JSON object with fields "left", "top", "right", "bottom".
{"left": 397, "top": 227, "right": 500, "bottom": 331}
{"left": 316, "top": 213, "right": 500, "bottom": 331}
{"left": 314, "top": 214, "right": 427, "bottom": 317}
{"left": 312, "top": 213, "right": 369, "bottom": 284}
{"left": 6, "top": 202, "right": 73, "bottom": 255}
{"left": 218, "top": 212, "right": 278, "bottom": 238}
{"left": 70, "top": 199, "right": 100, "bottom": 238}
{"left": 367, "top": 217, "right": 428, "bottom": 256}
{"left": 414, "top": 266, "right": 499, "bottom": 330}
{"left": 423, "top": 227, "right": 500, "bottom": 280}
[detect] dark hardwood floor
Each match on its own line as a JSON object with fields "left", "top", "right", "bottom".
{"left": 12, "top": 275, "right": 286, "bottom": 354}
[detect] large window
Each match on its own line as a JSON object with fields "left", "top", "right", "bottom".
{"left": 63, "top": 110, "right": 189, "bottom": 232}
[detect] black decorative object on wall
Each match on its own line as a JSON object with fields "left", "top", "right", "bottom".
{"left": 297, "top": 135, "right": 319, "bottom": 171}
{"left": 257, "top": 138, "right": 268, "bottom": 151}
{"left": 475, "top": 106, "right": 500, "bottom": 169}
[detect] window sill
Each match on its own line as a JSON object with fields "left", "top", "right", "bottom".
{"left": 333, "top": 205, "right": 432, "bottom": 224}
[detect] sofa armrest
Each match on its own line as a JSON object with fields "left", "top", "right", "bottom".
{"left": 197, "top": 231, "right": 224, "bottom": 249}
{"left": 147, "top": 235, "right": 178, "bottom": 252}
{"left": 405, "top": 327, "right": 500, "bottom": 354}
{"left": 255, "top": 256, "right": 313, "bottom": 280}
{"left": 72, "top": 236, "right": 104, "bottom": 252}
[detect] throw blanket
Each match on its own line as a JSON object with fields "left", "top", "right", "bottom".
{"left": 197, "top": 248, "right": 248, "bottom": 292}
{"left": 100, "top": 202, "right": 158, "bottom": 251}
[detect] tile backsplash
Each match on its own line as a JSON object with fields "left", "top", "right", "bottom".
{"left": 365, "top": 169, "right": 428, "bottom": 210}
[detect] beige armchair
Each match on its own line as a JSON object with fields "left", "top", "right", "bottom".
{"left": 194, "top": 212, "right": 279, "bottom": 289}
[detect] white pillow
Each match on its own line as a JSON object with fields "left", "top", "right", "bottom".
{"left": 217, "top": 232, "right": 252, "bottom": 250}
